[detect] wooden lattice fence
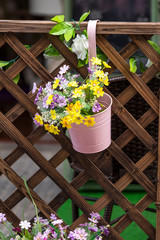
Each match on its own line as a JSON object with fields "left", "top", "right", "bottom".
{"left": 0, "top": 20, "right": 160, "bottom": 239}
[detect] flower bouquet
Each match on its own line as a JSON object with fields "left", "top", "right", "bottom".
{"left": 0, "top": 212, "right": 109, "bottom": 239}
{"left": 33, "top": 57, "right": 112, "bottom": 153}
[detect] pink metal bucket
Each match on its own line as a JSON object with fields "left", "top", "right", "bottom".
{"left": 68, "top": 93, "right": 112, "bottom": 153}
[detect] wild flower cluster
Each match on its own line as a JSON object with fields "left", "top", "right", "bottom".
{"left": 0, "top": 212, "right": 109, "bottom": 240}
{"left": 33, "top": 57, "right": 111, "bottom": 135}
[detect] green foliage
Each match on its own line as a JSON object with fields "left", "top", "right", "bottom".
{"left": 5, "top": 62, "right": 20, "bottom": 84}
{"left": 129, "top": 57, "right": 137, "bottom": 73}
{"left": 139, "top": 61, "right": 146, "bottom": 73}
{"left": 78, "top": 11, "right": 90, "bottom": 25}
{"left": 0, "top": 60, "right": 10, "bottom": 68}
{"left": 49, "top": 21, "right": 73, "bottom": 36}
{"left": 51, "top": 15, "right": 65, "bottom": 23}
{"left": 148, "top": 40, "right": 160, "bottom": 54}
{"left": 44, "top": 44, "right": 60, "bottom": 56}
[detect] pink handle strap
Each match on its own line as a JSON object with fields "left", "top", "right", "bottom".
{"left": 87, "top": 20, "right": 99, "bottom": 68}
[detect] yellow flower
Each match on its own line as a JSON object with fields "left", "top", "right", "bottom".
{"left": 73, "top": 113, "right": 84, "bottom": 125}
{"left": 65, "top": 103, "right": 74, "bottom": 113}
{"left": 103, "top": 76, "right": 110, "bottom": 86}
{"left": 91, "top": 57, "right": 102, "bottom": 65}
{"left": 34, "top": 113, "right": 43, "bottom": 126}
{"left": 48, "top": 125, "right": 60, "bottom": 134}
{"left": 60, "top": 116, "right": 72, "bottom": 129}
{"left": 44, "top": 124, "right": 50, "bottom": 131}
{"left": 94, "top": 70, "right": 105, "bottom": 79}
{"left": 74, "top": 101, "right": 82, "bottom": 110}
{"left": 68, "top": 81, "right": 78, "bottom": 87}
{"left": 46, "top": 95, "right": 53, "bottom": 105}
{"left": 50, "top": 109, "right": 57, "bottom": 120}
{"left": 88, "top": 79, "right": 100, "bottom": 90}
{"left": 84, "top": 116, "right": 95, "bottom": 127}
{"left": 103, "top": 61, "right": 111, "bottom": 68}
{"left": 79, "top": 84, "right": 87, "bottom": 90}
{"left": 93, "top": 87, "right": 104, "bottom": 97}
{"left": 72, "top": 88, "right": 83, "bottom": 98}
{"left": 53, "top": 79, "right": 59, "bottom": 89}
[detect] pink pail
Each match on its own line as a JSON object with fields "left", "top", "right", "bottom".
{"left": 68, "top": 93, "right": 112, "bottom": 153}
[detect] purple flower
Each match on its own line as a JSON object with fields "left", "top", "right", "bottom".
{"left": 92, "top": 101, "right": 102, "bottom": 113}
{"left": 32, "top": 82, "right": 37, "bottom": 94}
{"left": 100, "top": 226, "right": 110, "bottom": 236}
{"left": 0, "top": 213, "right": 6, "bottom": 223}
{"left": 59, "top": 65, "right": 70, "bottom": 75}
{"left": 73, "top": 228, "right": 88, "bottom": 240}
{"left": 87, "top": 67, "right": 92, "bottom": 74}
{"left": 68, "top": 231, "right": 75, "bottom": 240}
{"left": 42, "top": 96, "right": 49, "bottom": 108}
{"left": 88, "top": 212, "right": 101, "bottom": 224}
{"left": 88, "top": 225, "right": 98, "bottom": 232}
{"left": 12, "top": 227, "right": 21, "bottom": 233}
{"left": 50, "top": 213, "right": 57, "bottom": 221}
{"left": 34, "top": 86, "right": 43, "bottom": 104}
{"left": 59, "top": 79, "right": 69, "bottom": 90}
{"left": 57, "top": 96, "right": 67, "bottom": 107}
{"left": 45, "top": 81, "right": 53, "bottom": 94}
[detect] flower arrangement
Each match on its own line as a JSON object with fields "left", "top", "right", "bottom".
{"left": 32, "top": 57, "right": 111, "bottom": 135}
{"left": 0, "top": 212, "right": 109, "bottom": 239}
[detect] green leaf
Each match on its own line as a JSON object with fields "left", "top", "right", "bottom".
{"left": 0, "top": 60, "right": 10, "bottom": 67}
{"left": 97, "top": 47, "right": 108, "bottom": 62}
{"left": 13, "top": 73, "right": 20, "bottom": 84}
{"left": 24, "top": 45, "right": 32, "bottom": 50}
{"left": 148, "top": 40, "right": 160, "bottom": 54}
{"left": 139, "top": 61, "right": 146, "bottom": 73}
{"left": 5, "top": 62, "right": 20, "bottom": 84}
{"left": 44, "top": 44, "right": 60, "bottom": 56}
{"left": 79, "top": 11, "right": 90, "bottom": 25}
{"left": 77, "top": 57, "right": 88, "bottom": 68}
{"left": 64, "top": 28, "right": 75, "bottom": 42}
{"left": 129, "top": 57, "right": 137, "bottom": 73}
{"left": 51, "top": 15, "right": 65, "bottom": 23}
{"left": 49, "top": 22, "right": 73, "bottom": 35}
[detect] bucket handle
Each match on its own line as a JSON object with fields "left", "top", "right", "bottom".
{"left": 87, "top": 20, "right": 99, "bottom": 68}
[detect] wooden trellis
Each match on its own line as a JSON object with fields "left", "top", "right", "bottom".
{"left": 0, "top": 20, "right": 160, "bottom": 239}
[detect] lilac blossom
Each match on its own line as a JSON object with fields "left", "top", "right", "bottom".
{"left": 57, "top": 96, "right": 67, "bottom": 107}
{"left": 59, "top": 65, "right": 70, "bottom": 75}
{"left": 34, "top": 216, "right": 49, "bottom": 225}
{"left": 59, "top": 79, "right": 69, "bottom": 90}
{"left": 100, "top": 226, "right": 110, "bottom": 236}
{"left": 42, "top": 96, "right": 49, "bottom": 108}
{"left": 50, "top": 213, "right": 57, "bottom": 221}
{"left": 34, "top": 86, "right": 43, "bottom": 104}
{"left": 88, "top": 225, "right": 98, "bottom": 232}
{"left": 88, "top": 212, "right": 101, "bottom": 224}
{"left": 72, "top": 228, "right": 88, "bottom": 240}
{"left": 45, "top": 81, "right": 53, "bottom": 94}
{"left": 92, "top": 101, "right": 102, "bottom": 113}
{"left": 32, "top": 82, "right": 37, "bottom": 94}
{"left": 87, "top": 67, "right": 92, "bottom": 74}
{"left": 0, "top": 213, "right": 6, "bottom": 223}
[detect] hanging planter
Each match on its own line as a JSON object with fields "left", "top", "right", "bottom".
{"left": 32, "top": 17, "right": 112, "bottom": 154}
{"left": 68, "top": 20, "right": 112, "bottom": 153}
{"left": 68, "top": 92, "right": 112, "bottom": 153}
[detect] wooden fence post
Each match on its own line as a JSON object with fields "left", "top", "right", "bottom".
{"left": 156, "top": 89, "right": 160, "bottom": 240}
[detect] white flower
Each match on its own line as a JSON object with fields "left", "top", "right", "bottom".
{"left": 19, "top": 220, "right": 31, "bottom": 230}
{"left": 71, "top": 34, "right": 88, "bottom": 60}
{"left": 146, "top": 59, "right": 152, "bottom": 68}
